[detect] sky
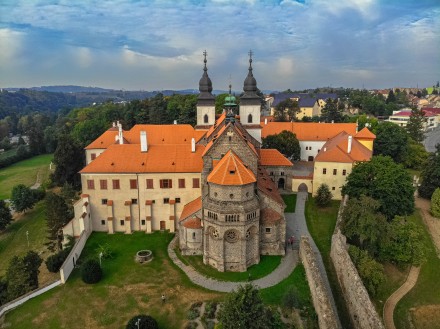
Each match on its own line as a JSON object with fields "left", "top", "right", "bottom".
{"left": 0, "top": 0, "right": 439, "bottom": 91}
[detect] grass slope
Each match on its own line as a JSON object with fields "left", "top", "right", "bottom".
{"left": 282, "top": 194, "right": 297, "bottom": 213}
{"left": 0, "top": 154, "right": 53, "bottom": 199}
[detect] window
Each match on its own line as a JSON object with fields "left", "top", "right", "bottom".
{"left": 248, "top": 113, "right": 253, "bottom": 123}
{"left": 101, "top": 220, "right": 105, "bottom": 225}
{"left": 322, "top": 168, "right": 327, "bottom": 175}
{"left": 91, "top": 153, "right": 96, "bottom": 160}
{"left": 332, "top": 187, "right": 336, "bottom": 191}
{"left": 120, "top": 220, "right": 124, "bottom": 226}
{"left": 178, "top": 179, "right": 185, "bottom": 188}
{"left": 100, "top": 180, "right": 107, "bottom": 190}
{"left": 281, "top": 172, "right": 285, "bottom": 176}
{"left": 163, "top": 198, "right": 170, "bottom": 204}
{"left": 160, "top": 179, "right": 172, "bottom": 189}
{"left": 141, "top": 220, "right": 146, "bottom": 226}
{"left": 265, "top": 227, "right": 271, "bottom": 233}
{"left": 193, "top": 178, "right": 200, "bottom": 188}
{"left": 146, "top": 179, "right": 153, "bottom": 189}
{"left": 204, "top": 114, "right": 208, "bottom": 123}
{"left": 175, "top": 198, "right": 181, "bottom": 203}
{"left": 192, "top": 232, "right": 196, "bottom": 239}
{"left": 333, "top": 169, "right": 337, "bottom": 175}
{"left": 87, "top": 179, "right": 95, "bottom": 190}
{"left": 342, "top": 169, "right": 347, "bottom": 176}
{"left": 270, "top": 172, "right": 274, "bottom": 176}
{"left": 309, "top": 147, "right": 312, "bottom": 150}
{"left": 130, "top": 179, "right": 137, "bottom": 189}
{"left": 101, "top": 199, "right": 108, "bottom": 205}
{"left": 131, "top": 198, "right": 138, "bottom": 205}
{"left": 112, "top": 179, "right": 120, "bottom": 189}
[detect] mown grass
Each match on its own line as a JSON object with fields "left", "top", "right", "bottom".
{"left": 394, "top": 210, "right": 440, "bottom": 329}
{"left": 282, "top": 194, "right": 297, "bottom": 213}
{"left": 0, "top": 154, "right": 53, "bottom": 199}
{"left": 176, "top": 251, "right": 282, "bottom": 282}
{"left": 0, "top": 201, "right": 50, "bottom": 276}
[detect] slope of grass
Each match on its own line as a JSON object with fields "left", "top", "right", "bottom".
{"left": 0, "top": 154, "right": 53, "bottom": 199}
{"left": 282, "top": 194, "right": 297, "bottom": 213}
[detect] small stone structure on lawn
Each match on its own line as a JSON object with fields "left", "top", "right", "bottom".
{"left": 136, "top": 250, "right": 153, "bottom": 263}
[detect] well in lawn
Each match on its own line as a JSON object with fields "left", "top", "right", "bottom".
{"left": 0, "top": 154, "right": 53, "bottom": 199}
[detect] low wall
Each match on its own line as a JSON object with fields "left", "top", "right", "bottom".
{"left": 0, "top": 280, "right": 61, "bottom": 318}
{"left": 300, "top": 236, "right": 340, "bottom": 329}
{"left": 330, "top": 196, "right": 385, "bottom": 329}
{"left": 60, "top": 228, "right": 91, "bottom": 283}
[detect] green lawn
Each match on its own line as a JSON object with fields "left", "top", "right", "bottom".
{"left": 176, "top": 251, "right": 282, "bottom": 282}
{"left": 394, "top": 210, "right": 440, "bottom": 329}
{"left": 282, "top": 194, "right": 297, "bottom": 213}
{"left": 0, "top": 201, "right": 50, "bottom": 276}
{"left": 0, "top": 154, "right": 53, "bottom": 199}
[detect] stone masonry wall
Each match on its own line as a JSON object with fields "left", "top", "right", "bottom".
{"left": 300, "top": 236, "right": 340, "bottom": 329}
{"left": 330, "top": 196, "right": 385, "bottom": 329}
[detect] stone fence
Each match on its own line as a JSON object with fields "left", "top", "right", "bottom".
{"left": 299, "top": 236, "right": 341, "bottom": 329}
{"left": 330, "top": 196, "right": 385, "bottom": 329}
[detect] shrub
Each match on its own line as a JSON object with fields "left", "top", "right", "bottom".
{"left": 81, "top": 259, "right": 102, "bottom": 284}
{"left": 126, "top": 315, "right": 158, "bottom": 329}
{"left": 45, "top": 248, "right": 71, "bottom": 273}
{"left": 315, "top": 183, "right": 332, "bottom": 207}
{"left": 204, "top": 301, "right": 218, "bottom": 319}
{"left": 185, "top": 322, "right": 198, "bottom": 329}
{"left": 431, "top": 188, "right": 440, "bottom": 218}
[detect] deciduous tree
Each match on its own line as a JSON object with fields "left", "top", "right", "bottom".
{"left": 0, "top": 200, "right": 12, "bottom": 231}
{"left": 10, "top": 184, "right": 36, "bottom": 213}
{"left": 406, "top": 107, "right": 427, "bottom": 143}
{"left": 320, "top": 98, "right": 343, "bottom": 123}
{"left": 45, "top": 192, "right": 71, "bottom": 251}
{"left": 6, "top": 251, "right": 42, "bottom": 300}
{"left": 431, "top": 188, "right": 440, "bottom": 218}
{"left": 262, "top": 130, "right": 300, "bottom": 161}
{"left": 273, "top": 99, "right": 299, "bottom": 122}
{"left": 52, "top": 134, "right": 84, "bottom": 188}
{"left": 418, "top": 144, "right": 440, "bottom": 199}
{"left": 373, "top": 122, "right": 409, "bottom": 163}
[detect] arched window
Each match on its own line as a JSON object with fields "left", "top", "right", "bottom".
{"left": 248, "top": 113, "right": 253, "bottom": 123}
{"left": 204, "top": 114, "right": 209, "bottom": 123}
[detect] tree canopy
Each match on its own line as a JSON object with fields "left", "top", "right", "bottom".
{"left": 262, "top": 130, "right": 300, "bottom": 161}
{"left": 406, "top": 107, "right": 426, "bottom": 143}
{"left": 320, "top": 98, "right": 343, "bottom": 123}
{"left": 431, "top": 188, "right": 440, "bottom": 218}
{"left": 10, "top": 184, "right": 36, "bottom": 213}
{"left": 273, "top": 99, "right": 299, "bottom": 122}
{"left": 0, "top": 200, "right": 12, "bottom": 231}
{"left": 6, "top": 251, "right": 42, "bottom": 300}
{"left": 373, "top": 122, "right": 409, "bottom": 163}
{"left": 52, "top": 134, "right": 84, "bottom": 188}
{"left": 418, "top": 144, "right": 440, "bottom": 199}
{"left": 45, "top": 192, "right": 71, "bottom": 251}
{"left": 342, "top": 156, "right": 414, "bottom": 219}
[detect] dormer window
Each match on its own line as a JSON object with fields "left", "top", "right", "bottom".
{"left": 230, "top": 170, "right": 235, "bottom": 174}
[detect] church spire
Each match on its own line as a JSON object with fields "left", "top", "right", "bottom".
{"left": 198, "top": 50, "right": 215, "bottom": 106}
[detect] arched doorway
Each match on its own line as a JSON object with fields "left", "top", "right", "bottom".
{"left": 298, "top": 183, "right": 308, "bottom": 192}
{"left": 278, "top": 178, "right": 285, "bottom": 189}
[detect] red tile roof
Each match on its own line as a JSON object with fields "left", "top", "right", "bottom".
{"left": 207, "top": 150, "right": 256, "bottom": 186}
{"left": 259, "top": 149, "right": 293, "bottom": 166}
{"left": 125, "top": 124, "right": 206, "bottom": 145}
{"left": 257, "top": 167, "right": 285, "bottom": 206}
{"left": 315, "top": 132, "right": 372, "bottom": 163}
{"left": 261, "top": 207, "right": 283, "bottom": 224}
{"left": 179, "top": 197, "right": 202, "bottom": 221}
{"left": 183, "top": 217, "right": 202, "bottom": 229}
{"left": 85, "top": 129, "right": 120, "bottom": 149}
{"left": 355, "top": 127, "right": 376, "bottom": 140}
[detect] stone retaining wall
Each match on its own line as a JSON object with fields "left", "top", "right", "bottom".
{"left": 299, "top": 236, "right": 340, "bottom": 329}
{"left": 330, "top": 196, "right": 385, "bottom": 329}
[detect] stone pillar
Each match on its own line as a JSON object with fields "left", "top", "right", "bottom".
{"left": 146, "top": 217, "right": 152, "bottom": 233}
{"left": 107, "top": 201, "right": 114, "bottom": 234}
{"left": 124, "top": 200, "right": 132, "bottom": 234}
{"left": 145, "top": 200, "right": 153, "bottom": 232}
{"left": 107, "top": 217, "right": 114, "bottom": 234}
{"left": 169, "top": 201, "right": 176, "bottom": 233}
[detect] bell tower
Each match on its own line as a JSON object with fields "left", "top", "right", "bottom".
{"left": 196, "top": 50, "right": 216, "bottom": 128}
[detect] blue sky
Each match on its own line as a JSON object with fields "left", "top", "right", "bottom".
{"left": 0, "top": 0, "right": 439, "bottom": 91}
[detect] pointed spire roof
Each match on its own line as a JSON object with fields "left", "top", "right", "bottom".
{"left": 207, "top": 150, "right": 256, "bottom": 186}
{"left": 198, "top": 50, "right": 215, "bottom": 105}
{"left": 241, "top": 50, "right": 261, "bottom": 106}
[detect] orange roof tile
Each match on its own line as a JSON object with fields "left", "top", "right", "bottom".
{"left": 202, "top": 124, "right": 228, "bottom": 156}
{"left": 80, "top": 144, "right": 204, "bottom": 173}
{"left": 207, "top": 150, "right": 256, "bottom": 186}
{"left": 261, "top": 122, "right": 357, "bottom": 141}
{"left": 179, "top": 197, "right": 202, "bottom": 221}
{"left": 85, "top": 129, "right": 120, "bottom": 149}
{"left": 260, "top": 149, "right": 293, "bottom": 166}
{"left": 315, "top": 132, "right": 372, "bottom": 163}
{"left": 355, "top": 127, "right": 376, "bottom": 140}
{"left": 183, "top": 217, "right": 202, "bottom": 229}
{"left": 206, "top": 112, "right": 226, "bottom": 138}
{"left": 125, "top": 124, "right": 206, "bottom": 145}
{"left": 261, "top": 208, "right": 283, "bottom": 224}
{"left": 257, "top": 167, "right": 285, "bottom": 205}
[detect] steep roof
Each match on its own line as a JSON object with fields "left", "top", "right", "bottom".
{"left": 299, "top": 97, "right": 316, "bottom": 107}
{"left": 355, "top": 127, "right": 376, "bottom": 140}
{"left": 80, "top": 144, "right": 204, "bottom": 173}
{"left": 183, "top": 217, "right": 202, "bottom": 229}
{"left": 261, "top": 207, "right": 283, "bottom": 224}
{"left": 85, "top": 129, "right": 121, "bottom": 150}
{"left": 259, "top": 149, "right": 293, "bottom": 166}
{"left": 257, "top": 167, "right": 285, "bottom": 206}
{"left": 261, "top": 122, "right": 357, "bottom": 141}
{"left": 125, "top": 124, "right": 206, "bottom": 144}
{"left": 179, "top": 197, "right": 202, "bottom": 221}
{"left": 315, "top": 131, "right": 372, "bottom": 163}
{"left": 207, "top": 150, "right": 256, "bottom": 186}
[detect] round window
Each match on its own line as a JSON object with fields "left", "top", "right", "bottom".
{"left": 225, "top": 229, "right": 239, "bottom": 243}
{"left": 229, "top": 194, "right": 234, "bottom": 199}
{"left": 209, "top": 227, "right": 219, "bottom": 239}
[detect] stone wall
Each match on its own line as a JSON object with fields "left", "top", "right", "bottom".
{"left": 330, "top": 196, "right": 385, "bottom": 329}
{"left": 299, "top": 236, "right": 341, "bottom": 329}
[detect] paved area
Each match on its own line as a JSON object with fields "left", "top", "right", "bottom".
{"left": 383, "top": 266, "right": 421, "bottom": 329}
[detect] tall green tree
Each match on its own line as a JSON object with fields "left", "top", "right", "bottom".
{"left": 342, "top": 156, "right": 414, "bottom": 219}
{"left": 45, "top": 192, "right": 71, "bottom": 251}
{"left": 52, "top": 134, "right": 84, "bottom": 188}
{"left": 273, "top": 99, "right": 299, "bottom": 122}
{"left": 320, "top": 98, "right": 343, "bottom": 123}
{"left": 403, "top": 138, "right": 429, "bottom": 170}
{"left": 431, "top": 188, "right": 440, "bottom": 218}
{"left": 315, "top": 184, "right": 332, "bottom": 207}
{"left": 386, "top": 90, "right": 396, "bottom": 104}
{"left": 373, "top": 122, "right": 409, "bottom": 163}
{"left": 0, "top": 200, "right": 12, "bottom": 231}
{"left": 419, "top": 144, "right": 440, "bottom": 199}
{"left": 10, "top": 184, "right": 36, "bottom": 213}
{"left": 6, "top": 251, "right": 42, "bottom": 300}
{"left": 262, "top": 130, "right": 300, "bottom": 161}
{"left": 406, "top": 107, "right": 427, "bottom": 143}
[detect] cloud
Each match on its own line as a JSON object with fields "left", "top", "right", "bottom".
{"left": 0, "top": 28, "right": 26, "bottom": 65}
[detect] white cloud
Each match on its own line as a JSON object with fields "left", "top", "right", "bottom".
{"left": 0, "top": 29, "right": 26, "bottom": 65}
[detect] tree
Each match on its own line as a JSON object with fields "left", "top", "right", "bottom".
{"left": 373, "top": 122, "right": 409, "bottom": 163}
{"left": 386, "top": 90, "right": 396, "bottom": 104}
{"left": 262, "top": 130, "right": 300, "bottom": 161}
{"left": 273, "top": 99, "right": 298, "bottom": 122}
{"left": 10, "top": 184, "right": 36, "bottom": 213}
{"left": 0, "top": 277, "right": 8, "bottom": 306}
{"left": 342, "top": 156, "right": 414, "bottom": 219}
{"left": 320, "top": 98, "right": 343, "bottom": 123}
{"left": 218, "top": 284, "right": 277, "bottom": 329}
{"left": 45, "top": 192, "right": 71, "bottom": 251}
{"left": 6, "top": 251, "right": 42, "bottom": 300}
{"left": 403, "top": 138, "right": 429, "bottom": 170}
{"left": 418, "top": 144, "right": 440, "bottom": 199}
{"left": 81, "top": 259, "right": 103, "bottom": 284}
{"left": 0, "top": 200, "right": 12, "bottom": 231}
{"left": 406, "top": 107, "right": 426, "bottom": 143}
{"left": 315, "top": 184, "right": 332, "bottom": 207}
{"left": 126, "top": 315, "right": 159, "bottom": 329}
{"left": 52, "top": 134, "right": 84, "bottom": 188}
{"left": 431, "top": 188, "right": 440, "bottom": 218}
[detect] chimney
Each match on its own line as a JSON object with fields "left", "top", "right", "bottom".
{"left": 264, "top": 118, "right": 268, "bottom": 125}
{"left": 324, "top": 147, "right": 327, "bottom": 152}
{"left": 356, "top": 119, "right": 359, "bottom": 133}
{"left": 112, "top": 122, "right": 116, "bottom": 128}
{"left": 140, "top": 131, "right": 148, "bottom": 152}
{"left": 348, "top": 135, "right": 353, "bottom": 154}
{"left": 174, "top": 120, "right": 177, "bottom": 124}
{"left": 118, "top": 122, "right": 123, "bottom": 144}
{"left": 191, "top": 138, "right": 196, "bottom": 153}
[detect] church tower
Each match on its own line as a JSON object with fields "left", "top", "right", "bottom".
{"left": 239, "top": 51, "right": 262, "bottom": 142}
{"left": 196, "top": 51, "right": 216, "bottom": 129}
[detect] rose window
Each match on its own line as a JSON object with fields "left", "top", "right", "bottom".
{"left": 225, "top": 229, "right": 239, "bottom": 243}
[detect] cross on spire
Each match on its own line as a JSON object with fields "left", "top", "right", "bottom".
{"left": 203, "top": 50, "right": 208, "bottom": 71}
{"left": 248, "top": 50, "right": 253, "bottom": 64}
